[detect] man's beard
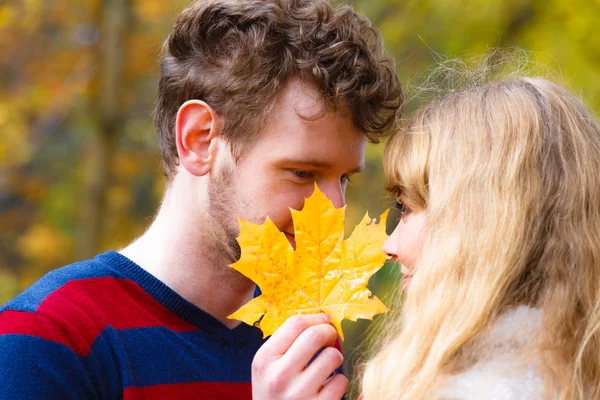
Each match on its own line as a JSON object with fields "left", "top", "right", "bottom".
{"left": 206, "top": 164, "right": 242, "bottom": 268}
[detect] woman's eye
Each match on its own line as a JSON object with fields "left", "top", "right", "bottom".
{"left": 340, "top": 175, "right": 352, "bottom": 185}
{"left": 395, "top": 201, "right": 411, "bottom": 216}
{"left": 293, "top": 170, "right": 315, "bottom": 179}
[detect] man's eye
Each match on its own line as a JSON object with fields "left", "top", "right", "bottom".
{"left": 340, "top": 175, "right": 351, "bottom": 185}
{"left": 293, "top": 170, "right": 315, "bottom": 179}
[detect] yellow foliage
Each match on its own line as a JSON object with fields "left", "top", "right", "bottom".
{"left": 0, "top": 6, "right": 18, "bottom": 29}
{"left": 113, "top": 152, "right": 144, "bottom": 178}
{"left": 153, "top": 176, "right": 166, "bottom": 199}
{"left": 0, "top": 268, "right": 20, "bottom": 305}
{"left": 134, "top": 1, "right": 178, "bottom": 23}
{"left": 20, "top": 176, "right": 49, "bottom": 204}
{"left": 107, "top": 185, "right": 133, "bottom": 211}
{"left": 0, "top": 102, "right": 32, "bottom": 168}
{"left": 0, "top": 0, "right": 42, "bottom": 32}
{"left": 17, "top": 223, "right": 72, "bottom": 267}
{"left": 22, "top": 0, "right": 43, "bottom": 32}
{"left": 229, "top": 185, "right": 389, "bottom": 340}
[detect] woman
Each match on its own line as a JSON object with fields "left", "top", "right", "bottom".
{"left": 362, "top": 74, "right": 600, "bottom": 399}
{"left": 251, "top": 68, "right": 600, "bottom": 400}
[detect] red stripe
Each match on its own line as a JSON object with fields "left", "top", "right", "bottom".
{"left": 0, "top": 310, "right": 78, "bottom": 350}
{"left": 334, "top": 336, "right": 343, "bottom": 353}
{"left": 0, "top": 277, "right": 198, "bottom": 355}
{"left": 123, "top": 382, "right": 252, "bottom": 400}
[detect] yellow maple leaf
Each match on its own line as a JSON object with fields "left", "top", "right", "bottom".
{"left": 229, "top": 184, "right": 390, "bottom": 340}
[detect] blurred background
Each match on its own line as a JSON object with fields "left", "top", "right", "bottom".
{"left": 1, "top": 0, "right": 599, "bottom": 396}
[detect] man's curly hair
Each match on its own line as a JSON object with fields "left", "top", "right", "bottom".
{"left": 156, "top": 0, "right": 404, "bottom": 179}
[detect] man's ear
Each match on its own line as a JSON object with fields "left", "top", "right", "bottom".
{"left": 175, "top": 100, "right": 220, "bottom": 176}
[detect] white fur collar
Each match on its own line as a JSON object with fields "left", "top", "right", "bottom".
{"left": 436, "top": 306, "right": 546, "bottom": 399}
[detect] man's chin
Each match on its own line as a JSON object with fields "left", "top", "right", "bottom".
{"left": 228, "top": 236, "right": 242, "bottom": 262}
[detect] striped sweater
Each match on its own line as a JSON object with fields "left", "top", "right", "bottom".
{"left": 0, "top": 251, "right": 266, "bottom": 399}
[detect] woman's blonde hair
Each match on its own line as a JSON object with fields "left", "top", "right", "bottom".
{"left": 362, "top": 56, "right": 600, "bottom": 399}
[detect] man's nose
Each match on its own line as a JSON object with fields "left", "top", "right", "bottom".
{"left": 319, "top": 181, "right": 345, "bottom": 209}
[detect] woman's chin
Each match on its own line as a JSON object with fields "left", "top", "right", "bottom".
{"left": 402, "top": 276, "right": 412, "bottom": 291}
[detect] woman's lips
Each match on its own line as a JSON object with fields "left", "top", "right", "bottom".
{"left": 401, "top": 266, "right": 413, "bottom": 290}
{"left": 401, "top": 274, "right": 413, "bottom": 290}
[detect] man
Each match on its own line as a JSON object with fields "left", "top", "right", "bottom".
{"left": 0, "top": 0, "right": 403, "bottom": 398}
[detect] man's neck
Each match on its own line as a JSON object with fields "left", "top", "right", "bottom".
{"left": 119, "top": 189, "right": 255, "bottom": 329}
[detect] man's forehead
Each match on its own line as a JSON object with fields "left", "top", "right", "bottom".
{"left": 280, "top": 79, "right": 325, "bottom": 113}
{"left": 275, "top": 79, "right": 356, "bottom": 126}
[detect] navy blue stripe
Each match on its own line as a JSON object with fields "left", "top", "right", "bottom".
{"left": 0, "top": 334, "right": 107, "bottom": 399}
{"left": 93, "top": 326, "right": 263, "bottom": 388}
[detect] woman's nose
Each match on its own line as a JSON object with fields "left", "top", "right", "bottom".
{"left": 382, "top": 224, "right": 400, "bottom": 260}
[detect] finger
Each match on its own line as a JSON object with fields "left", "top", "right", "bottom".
{"left": 256, "top": 313, "right": 331, "bottom": 359}
{"left": 296, "top": 346, "right": 344, "bottom": 390}
{"left": 278, "top": 324, "right": 338, "bottom": 373}
{"left": 317, "top": 373, "right": 348, "bottom": 400}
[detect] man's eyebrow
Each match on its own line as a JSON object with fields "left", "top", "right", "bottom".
{"left": 276, "top": 158, "right": 364, "bottom": 173}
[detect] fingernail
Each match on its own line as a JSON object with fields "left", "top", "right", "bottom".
{"left": 321, "top": 313, "right": 330, "bottom": 323}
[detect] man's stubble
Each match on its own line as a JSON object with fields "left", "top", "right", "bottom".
{"left": 206, "top": 163, "right": 245, "bottom": 275}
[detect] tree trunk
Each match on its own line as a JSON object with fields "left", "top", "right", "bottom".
{"left": 78, "top": 0, "right": 131, "bottom": 259}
